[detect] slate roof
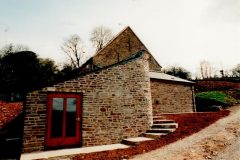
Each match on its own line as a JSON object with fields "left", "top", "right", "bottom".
{"left": 0, "top": 101, "right": 23, "bottom": 129}
{"left": 149, "top": 72, "right": 194, "bottom": 84}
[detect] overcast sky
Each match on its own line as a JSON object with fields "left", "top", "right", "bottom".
{"left": 0, "top": 0, "right": 239, "bottom": 76}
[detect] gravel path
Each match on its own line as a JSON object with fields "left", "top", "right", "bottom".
{"left": 131, "top": 105, "right": 240, "bottom": 160}
{"left": 212, "top": 136, "right": 240, "bottom": 160}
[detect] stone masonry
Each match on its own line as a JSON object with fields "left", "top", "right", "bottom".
{"left": 151, "top": 79, "right": 195, "bottom": 114}
{"left": 22, "top": 51, "right": 152, "bottom": 153}
{"left": 196, "top": 80, "right": 240, "bottom": 91}
{"left": 93, "top": 26, "right": 162, "bottom": 72}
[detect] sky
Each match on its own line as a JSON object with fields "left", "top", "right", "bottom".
{"left": 0, "top": 0, "right": 240, "bottom": 77}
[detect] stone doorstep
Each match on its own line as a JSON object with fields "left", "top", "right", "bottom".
{"left": 122, "top": 137, "right": 154, "bottom": 145}
{"left": 20, "top": 143, "right": 129, "bottom": 160}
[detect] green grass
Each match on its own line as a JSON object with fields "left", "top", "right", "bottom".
{"left": 196, "top": 91, "right": 238, "bottom": 106}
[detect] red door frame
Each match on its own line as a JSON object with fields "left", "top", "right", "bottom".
{"left": 45, "top": 93, "right": 82, "bottom": 148}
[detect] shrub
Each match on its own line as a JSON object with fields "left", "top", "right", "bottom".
{"left": 227, "top": 89, "right": 240, "bottom": 100}
{"left": 195, "top": 91, "right": 237, "bottom": 112}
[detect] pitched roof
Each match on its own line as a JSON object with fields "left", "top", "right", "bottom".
{"left": 149, "top": 72, "right": 194, "bottom": 84}
{"left": 0, "top": 101, "right": 23, "bottom": 129}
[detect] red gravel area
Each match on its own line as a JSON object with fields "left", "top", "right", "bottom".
{"left": 72, "top": 110, "right": 230, "bottom": 160}
{"left": 0, "top": 101, "right": 23, "bottom": 129}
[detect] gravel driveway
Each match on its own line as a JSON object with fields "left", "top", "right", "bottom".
{"left": 212, "top": 136, "right": 240, "bottom": 160}
{"left": 131, "top": 105, "right": 240, "bottom": 160}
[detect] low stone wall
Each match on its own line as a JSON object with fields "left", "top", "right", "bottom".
{"left": 196, "top": 80, "right": 240, "bottom": 91}
{"left": 151, "top": 79, "right": 195, "bottom": 114}
{"left": 22, "top": 53, "right": 152, "bottom": 153}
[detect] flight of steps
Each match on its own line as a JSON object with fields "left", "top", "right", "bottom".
{"left": 143, "top": 118, "right": 178, "bottom": 139}
{"left": 121, "top": 116, "right": 178, "bottom": 145}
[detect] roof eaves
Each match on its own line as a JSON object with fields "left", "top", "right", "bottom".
{"left": 149, "top": 72, "right": 195, "bottom": 84}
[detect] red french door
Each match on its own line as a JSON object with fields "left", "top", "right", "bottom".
{"left": 45, "top": 93, "right": 81, "bottom": 148}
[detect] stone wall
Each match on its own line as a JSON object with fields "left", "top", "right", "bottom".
{"left": 93, "top": 27, "right": 162, "bottom": 72}
{"left": 22, "top": 53, "right": 152, "bottom": 153}
{"left": 196, "top": 80, "right": 240, "bottom": 91}
{"left": 23, "top": 91, "right": 48, "bottom": 152}
{"left": 151, "top": 79, "right": 195, "bottom": 114}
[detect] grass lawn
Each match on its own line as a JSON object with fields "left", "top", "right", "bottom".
{"left": 196, "top": 91, "right": 237, "bottom": 106}
{"left": 195, "top": 91, "right": 239, "bottom": 111}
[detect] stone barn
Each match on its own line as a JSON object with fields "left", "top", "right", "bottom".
{"left": 149, "top": 72, "right": 195, "bottom": 114}
{"left": 22, "top": 26, "right": 195, "bottom": 153}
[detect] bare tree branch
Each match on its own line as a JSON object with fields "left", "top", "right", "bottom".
{"left": 198, "top": 60, "right": 218, "bottom": 79}
{"left": 61, "top": 34, "right": 85, "bottom": 69}
{"left": 232, "top": 64, "right": 240, "bottom": 77}
{"left": 90, "top": 26, "right": 113, "bottom": 52}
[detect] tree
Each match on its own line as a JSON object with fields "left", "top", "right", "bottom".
{"left": 163, "top": 66, "right": 191, "bottom": 80}
{"left": 0, "top": 51, "right": 58, "bottom": 101}
{"left": 198, "top": 60, "right": 219, "bottom": 79}
{"left": 90, "top": 26, "right": 113, "bottom": 52}
{"left": 57, "top": 63, "right": 76, "bottom": 81}
{"left": 0, "top": 43, "right": 29, "bottom": 55}
{"left": 39, "top": 58, "right": 59, "bottom": 85}
{"left": 232, "top": 64, "right": 240, "bottom": 77}
{"left": 219, "top": 69, "right": 232, "bottom": 78}
{"left": 61, "top": 34, "right": 85, "bottom": 69}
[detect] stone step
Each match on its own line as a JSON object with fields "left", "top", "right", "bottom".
{"left": 142, "top": 133, "right": 168, "bottom": 139}
{"left": 146, "top": 128, "right": 176, "bottom": 133}
{"left": 152, "top": 123, "right": 178, "bottom": 129}
{"left": 121, "top": 137, "right": 154, "bottom": 146}
{"left": 153, "top": 120, "right": 175, "bottom": 124}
